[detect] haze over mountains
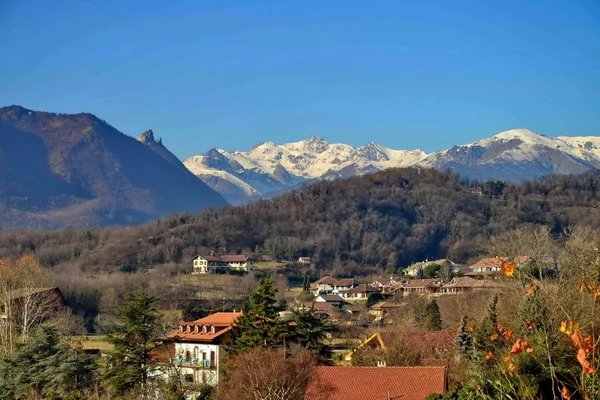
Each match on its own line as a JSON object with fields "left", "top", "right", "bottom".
{"left": 0, "top": 106, "right": 226, "bottom": 228}
{"left": 184, "top": 129, "right": 600, "bottom": 203}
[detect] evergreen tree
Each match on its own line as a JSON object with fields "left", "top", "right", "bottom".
{"left": 454, "top": 315, "right": 474, "bottom": 358}
{"left": 228, "top": 278, "right": 286, "bottom": 352}
{"left": 106, "top": 290, "right": 163, "bottom": 397}
{"left": 292, "top": 308, "right": 333, "bottom": 359}
{"left": 421, "top": 299, "right": 442, "bottom": 331}
{"left": 473, "top": 294, "right": 499, "bottom": 357}
{"left": 0, "top": 324, "right": 98, "bottom": 399}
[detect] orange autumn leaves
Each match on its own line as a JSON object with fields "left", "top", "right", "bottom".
{"left": 498, "top": 258, "right": 516, "bottom": 277}
{"left": 562, "top": 324, "right": 596, "bottom": 374}
{"left": 487, "top": 324, "right": 532, "bottom": 377}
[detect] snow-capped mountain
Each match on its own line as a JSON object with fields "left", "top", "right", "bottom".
{"left": 184, "top": 129, "right": 600, "bottom": 204}
{"left": 183, "top": 136, "right": 427, "bottom": 203}
{"left": 420, "top": 129, "right": 600, "bottom": 181}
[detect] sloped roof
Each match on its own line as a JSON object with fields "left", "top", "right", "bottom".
{"left": 402, "top": 279, "right": 440, "bottom": 289}
{"left": 304, "top": 366, "right": 447, "bottom": 400}
{"left": 442, "top": 277, "right": 504, "bottom": 289}
{"left": 315, "top": 276, "right": 338, "bottom": 285}
{"left": 195, "top": 255, "right": 248, "bottom": 262}
{"left": 469, "top": 256, "right": 529, "bottom": 269}
{"left": 166, "top": 312, "right": 241, "bottom": 342}
{"left": 334, "top": 278, "right": 356, "bottom": 287}
{"left": 302, "top": 302, "right": 336, "bottom": 312}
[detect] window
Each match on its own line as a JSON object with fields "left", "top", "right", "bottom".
{"left": 186, "top": 325, "right": 190, "bottom": 334}
{"left": 202, "top": 325, "right": 207, "bottom": 334}
{"left": 211, "top": 325, "right": 215, "bottom": 335}
{"left": 194, "top": 325, "right": 199, "bottom": 334}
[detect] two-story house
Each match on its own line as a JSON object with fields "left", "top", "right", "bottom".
{"left": 192, "top": 255, "right": 254, "bottom": 274}
{"left": 310, "top": 276, "right": 338, "bottom": 295}
{"left": 465, "top": 256, "right": 529, "bottom": 278}
{"left": 164, "top": 312, "right": 241, "bottom": 386}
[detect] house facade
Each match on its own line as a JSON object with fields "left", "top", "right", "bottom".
{"left": 298, "top": 256, "right": 312, "bottom": 265}
{"left": 439, "top": 277, "right": 503, "bottom": 295}
{"left": 400, "top": 279, "right": 442, "bottom": 296}
{"left": 192, "top": 255, "right": 254, "bottom": 274}
{"left": 465, "top": 256, "right": 529, "bottom": 277}
{"left": 164, "top": 312, "right": 241, "bottom": 386}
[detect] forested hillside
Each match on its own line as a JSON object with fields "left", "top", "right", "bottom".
{"left": 1, "top": 167, "right": 600, "bottom": 277}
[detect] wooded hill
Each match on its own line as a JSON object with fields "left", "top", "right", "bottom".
{"left": 1, "top": 167, "right": 600, "bottom": 276}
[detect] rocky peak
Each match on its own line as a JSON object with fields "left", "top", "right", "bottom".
{"left": 137, "top": 129, "right": 163, "bottom": 146}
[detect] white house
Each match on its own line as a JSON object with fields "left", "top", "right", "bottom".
{"left": 192, "top": 255, "right": 254, "bottom": 274}
{"left": 298, "top": 256, "right": 312, "bottom": 265}
{"left": 163, "top": 312, "right": 241, "bottom": 386}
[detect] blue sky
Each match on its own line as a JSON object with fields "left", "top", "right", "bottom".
{"left": 1, "top": 0, "right": 599, "bottom": 159}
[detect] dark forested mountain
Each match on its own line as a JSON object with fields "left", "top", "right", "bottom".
{"left": 2, "top": 167, "right": 600, "bottom": 277}
{"left": 0, "top": 106, "right": 227, "bottom": 228}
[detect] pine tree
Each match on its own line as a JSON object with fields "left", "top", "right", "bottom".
{"left": 421, "top": 299, "right": 442, "bottom": 331}
{"left": 228, "top": 278, "right": 286, "bottom": 352}
{"left": 0, "top": 324, "right": 97, "bottom": 399}
{"left": 454, "top": 315, "right": 474, "bottom": 358}
{"left": 106, "top": 290, "right": 163, "bottom": 397}
{"left": 292, "top": 308, "right": 333, "bottom": 359}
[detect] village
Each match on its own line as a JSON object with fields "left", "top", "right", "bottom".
{"left": 95, "top": 254, "right": 544, "bottom": 398}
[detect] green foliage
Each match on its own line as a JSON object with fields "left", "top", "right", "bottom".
{"left": 0, "top": 325, "right": 98, "bottom": 399}
{"left": 228, "top": 278, "right": 287, "bottom": 352}
{"left": 292, "top": 309, "right": 333, "bottom": 359}
{"left": 105, "top": 290, "right": 163, "bottom": 397}
{"left": 424, "top": 263, "right": 442, "bottom": 278}
{"left": 421, "top": 299, "right": 442, "bottom": 331}
{"left": 454, "top": 315, "right": 474, "bottom": 358}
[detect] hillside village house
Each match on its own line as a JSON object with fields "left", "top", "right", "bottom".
{"left": 404, "top": 259, "right": 460, "bottom": 277}
{"left": 439, "top": 277, "right": 504, "bottom": 295}
{"left": 298, "top": 256, "right": 312, "bottom": 265}
{"left": 400, "top": 279, "right": 442, "bottom": 296}
{"left": 465, "top": 256, "right": 529, "bottom": 277}
{"left": 163, "top": 312, "right": 241, "bottom": 386}
{"left": 192, "top": 255, "right": 254, "bottom": 274}
{"left": 339, "top": 283, "right": 380, "bottom": 300}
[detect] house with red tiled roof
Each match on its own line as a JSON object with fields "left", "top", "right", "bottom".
{"left": 161, "top": 312, "right": 241, "bottom": 386}
{"left": 400, "top": 279, "right": 442, "bottom": 296}
{"left": 439, "top": 276, "right": 504, "bottom": 295}
{"left": 192, "top": 255, "right": 254, "bottom": 274}
{"left": 338, "top": 283, "right": 380, "bottom": 301}
{"left": 369, "top": 301, "right": 402, "bottom": 321}
{"left": 304, "top": 366, "right": 447, "bottom": 400}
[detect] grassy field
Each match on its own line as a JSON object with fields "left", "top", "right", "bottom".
{"left": 71, "top": 335, "right": 114, "bottom": 353}
{"left": 253, "top": 261, "right": 289, "bottom": 271}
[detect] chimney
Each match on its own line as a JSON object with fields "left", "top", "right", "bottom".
{"left": 377, "top": 360, "right": 387, "bottom": 368}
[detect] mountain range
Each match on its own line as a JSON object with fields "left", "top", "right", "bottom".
{"left": 184, "top": 129, "right": 600, "bottom": 203}
{"left": 0, "top": 106, "right": 226, "bottom": 228}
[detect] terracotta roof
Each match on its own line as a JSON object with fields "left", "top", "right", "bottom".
{"left": 469, "top": 256, "right": 529, "bottom": 269}
{"left": 315, "top": 276, "right": 338, "bottom": 285}
{"left": 464, "top": 271, "right": 500, "bottom": 276}
{"left": 304, "top": 366, "right": 447, "bottom": 400}
{"left": 402, "top": 279, "right": 440, "bottom": 289}
{"left": 166, "top": 312, "right": 241, "bottom": 342}
{"left": 334, "top": 278, "right": 357, "bottom": 287}
{"left": 196, "top": 255, "right": 248, "bottom": 262}
{"left": 299, "top": 256, "right": 311, "bottom": 260}
{"left": 442, "top": 277, "right": 504, "bottom": 289}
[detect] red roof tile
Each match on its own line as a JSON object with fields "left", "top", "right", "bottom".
{"left": 305, "top": 366, "right": 447, "bottom": 400}
{"left": 315, "top": 276, "right": 338, "bottom": 285}
{"left": 402, "top": 279, "right": 440, "bottom": 289}
{"left": 166, "top": 312, "right": 241, "bottom": 342}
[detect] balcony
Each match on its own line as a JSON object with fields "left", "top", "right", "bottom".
{"left": 170, "top": 358, "right": 216, "bottom": 369}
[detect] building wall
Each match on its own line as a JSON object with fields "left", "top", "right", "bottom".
{"left": 172, "top": 342, "right": 222, "bottom": 386}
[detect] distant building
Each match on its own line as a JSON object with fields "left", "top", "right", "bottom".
{"left": 404, "top": 259, "right": 460, "bottom": 277}
{"left": 465, "top": 256, "right": 529, "bottom": 278}
{"left": 298, "top": 256, "right": 312, "bottom": 265}
{"left": 439, "top": 277, "right": 504, "bottom": 295}
{"left": 192, "top": 255, "right": 254, "bottom": 274}
{"left": 400, "top": 279, "right": 442, "bottom": 296}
